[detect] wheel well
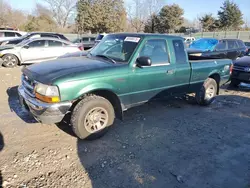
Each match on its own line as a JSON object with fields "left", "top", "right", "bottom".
{"left": 92, "top": 90, "right": 123, "bottom": 120}
{"left": 209, "top": 74, "right": 220, "bottom": 94}
{"left": 72, "top": 90, "right": 123, "bottom": 120}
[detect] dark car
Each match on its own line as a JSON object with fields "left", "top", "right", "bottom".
{"left": 188, "top": 38, "right": 247, "bottom": 60}
{"left": 73, "top": 36, "right": 96, "bottom": 50}
{"left": 0, "top": 32, "right": 69, "bottom": 46}
{"left": 230, "top": 56, "right": 250, "bottom": 86}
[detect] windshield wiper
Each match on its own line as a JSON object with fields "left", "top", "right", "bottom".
{"left": 95, "top": 54, "right": 116, "bottom": 64}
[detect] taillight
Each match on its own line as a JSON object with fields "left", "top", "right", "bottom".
{"left": 230, "top": 64, "right": 233, "bottom": 74}
{"left": 78, "top": 46, "right": 84, "bottom": 51}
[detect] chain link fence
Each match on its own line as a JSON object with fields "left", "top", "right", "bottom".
{"left": 172, "top": 31, "right": 250, "bottom": 41}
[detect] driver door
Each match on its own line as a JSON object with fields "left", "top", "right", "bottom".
{"left": 129, "top": 38, "right": 176, "bottom": 105}
{"left": 20, "top": 40, "right": 46, "bottom": 63}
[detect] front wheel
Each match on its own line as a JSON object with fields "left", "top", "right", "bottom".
{"left": 71, "top": 95, "right": 115, "bottom": 140}
{"left": 2, "top": 54, "right": 19, "bottom": 68}
{"left": 195, "top": 78, "right": 218, "bottom": 106}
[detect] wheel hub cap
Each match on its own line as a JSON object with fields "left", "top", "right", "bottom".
{"left": 84, "top": 107, "right": 108, "bottom": 133}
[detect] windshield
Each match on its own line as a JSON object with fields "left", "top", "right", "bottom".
{"left": 16, "top": 39, "right": 31, "bottom": 46}
{"left": 90, "top": 35, "right": 141, "bottom": 63}
{"left": 189, "top": 38, "right": 218, "bottom": 51}
{"left": 96, "top": 34, "right": 105, "bottom": 41}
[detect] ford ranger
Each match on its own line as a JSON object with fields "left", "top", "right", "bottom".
{"left": 18, "top": 33, "right": 232, "bottom": 139}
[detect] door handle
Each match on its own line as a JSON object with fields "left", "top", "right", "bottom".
{"left": 166, "top": 69, "right": 175, "bottom": 74}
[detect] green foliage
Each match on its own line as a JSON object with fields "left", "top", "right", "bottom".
{"left": 218, "top": 0, "right": 244, "bottom": 30}
{"left": 157, "top": 4, "right": 184, "bottom": 33}
{"left": 199, "top": 14, "right": 217, "bottom": 31}
{"left": 176, "top": 26, "right": 187, "bottom": 33}
{"left": 76, "top": 0, "right": 127, "bottom": 33}
{"left": 144, "top": 14, "right": 159, "bottom": 33}
{"left": 144, "top": 4, "right": 184, "bottom": 33}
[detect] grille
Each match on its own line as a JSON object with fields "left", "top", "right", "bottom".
{"left": 21, "top": 74, "right": 36, "bottom": 97}
{"left": 233, "top": 65, "right": 249, "bottom": 72}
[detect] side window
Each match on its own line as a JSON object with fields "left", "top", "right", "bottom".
{"left": 173, "top": 40, "right": 187, "bottom": 64}
{"left": 48, "top": 40, "right": 63, "bottom": 47}
{"left": 90, "top": 38, "right": 95, "bottom": 41}
{"left": 215, "top": 40, "right": 227, "bottom": 50}
{"left": 237, "top": 40, "right": 245, "bottom": 48}
{"left": 81, "top": 38, "right": 89, "bottom": 42}
{"left": 28, "top": 40, "right": 45, "bottom": 48}
{"left": 15, "top": 33, "right": 22, "bottom": 37}
{"left": 4, "top": 32, "right": 15, "bottom": 37}
{"left": 139, "top": 39, "right": 169, "bottom": 65}
{"left": 0, "top": 32, "right": 4, "bottom": 37}
{"left": 227, "top": 40, "right": 238, "bottom": 49}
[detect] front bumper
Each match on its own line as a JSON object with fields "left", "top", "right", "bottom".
{"left": 231, "top": 70, "right": 250, "bottom": 83}
{"left": 18, "top": 85, "right": 72, "bottom": 124}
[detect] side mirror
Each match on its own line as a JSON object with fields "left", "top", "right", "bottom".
{"left": 136, "top": 56, "right": 152, "bottom": 68}
{"left": 23, "top": 45, "right": 29, "bottom": 49}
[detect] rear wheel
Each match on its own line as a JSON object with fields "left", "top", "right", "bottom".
{"left": 2, "top": 54, "right": 19, "bottom": 68}
{"left": 71, "top": 95, "right": 115, "bottom": 140}
{"left": 230, "top": 79, "right": 241, "bottom": 87}
{"left": 196, "top": 78, "right": 218, "bottom": 106}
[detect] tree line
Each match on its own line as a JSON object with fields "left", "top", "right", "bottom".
{"left": 0, "top": 0, "right": 245, "bottom": 33}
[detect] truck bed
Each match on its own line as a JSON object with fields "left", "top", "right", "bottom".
{"left": 189, "top": 59, "right": 231, "bottom": 89}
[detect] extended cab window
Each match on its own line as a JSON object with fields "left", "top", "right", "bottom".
{"left": 173, "top": 40, "right": 187, "bottom": 64}
{"left": 140, "top": 39, "right": 169, "bottom": 65}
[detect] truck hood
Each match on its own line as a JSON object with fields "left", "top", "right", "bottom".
{"left": 22, "top": 57, "right": 115, "bottom": 84}
{"left": 234, "top": 56, "right": 250, "bottom": 67}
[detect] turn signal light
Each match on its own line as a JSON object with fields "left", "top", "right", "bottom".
{"left": 230, "top": 64, "right": 233, "bottom": 74}
{"left": 35, "top": 92, "right": 60, "bottom": 103}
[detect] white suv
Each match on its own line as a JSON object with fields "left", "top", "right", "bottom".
{"left": 0, "top": 30, "right": 26, "bottom": 42}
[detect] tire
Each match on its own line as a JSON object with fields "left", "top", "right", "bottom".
{"left": 2, "top": 54, "right": 19, "bottom": 68}
{"left": 230, "top": 78, "right": 241, "bottom": 87}
{"left": 71, "top": 95, "right": 115, "bottom": 140}
{"left": 195, "top": 78, "right": 218, "bottom": 106}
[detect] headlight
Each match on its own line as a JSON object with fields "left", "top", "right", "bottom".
{"left": 1, "top": 41, "right": 9, "bottom": 46}
{"left": 35, "top": 83, "right": 60, "bottom": 103}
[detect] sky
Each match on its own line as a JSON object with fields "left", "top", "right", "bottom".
{"left": 7, "top": 0, "right": 250, "bottom": 22}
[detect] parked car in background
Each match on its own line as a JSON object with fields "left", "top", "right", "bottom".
{"left": 73, "top": 36, "right": 96, "bottom": 50}
{"left": 94, "top": 33, "right": 107, "bottom": 45}
{"left": 0, "top": 30, "right": 26, "bottom": 42}
{"left": 184, "top": 37, "right": 195, "bottom": 43}
{"left": 188, "top": 38, "right": 247, "bottom": 60}
{"left": 230, "top": 56, "right": 250, "bottom": 86}
{"left": 184, "top": 37, "right": 196, "bottom": 47}
{"left": 0, "top": 32, "right": 69, "bottom": 46}
{"left": 18, "top": 33, "right": 232, "bottom": 139}
{"left": 244, "top": 41, "right": 250, "bottom": 55}
{"left": 0, "top": 37, "right": 81, "bottom": 67}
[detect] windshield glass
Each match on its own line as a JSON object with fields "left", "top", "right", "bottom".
{"left": 90, "top": 35, "right": 141, "bottom": 62}
{"left": 16, "top": 39, "right": 31, "bottom": 46}
{"left": 189, "top": 38, "right": 218, "bottom": 51}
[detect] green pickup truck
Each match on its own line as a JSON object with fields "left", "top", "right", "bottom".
{"left": 18, "top": 33, "right": 232, "bottom": 139}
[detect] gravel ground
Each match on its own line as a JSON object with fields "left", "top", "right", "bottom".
{"left": 0, "top": 67, "right": 250, "bottom": 188}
